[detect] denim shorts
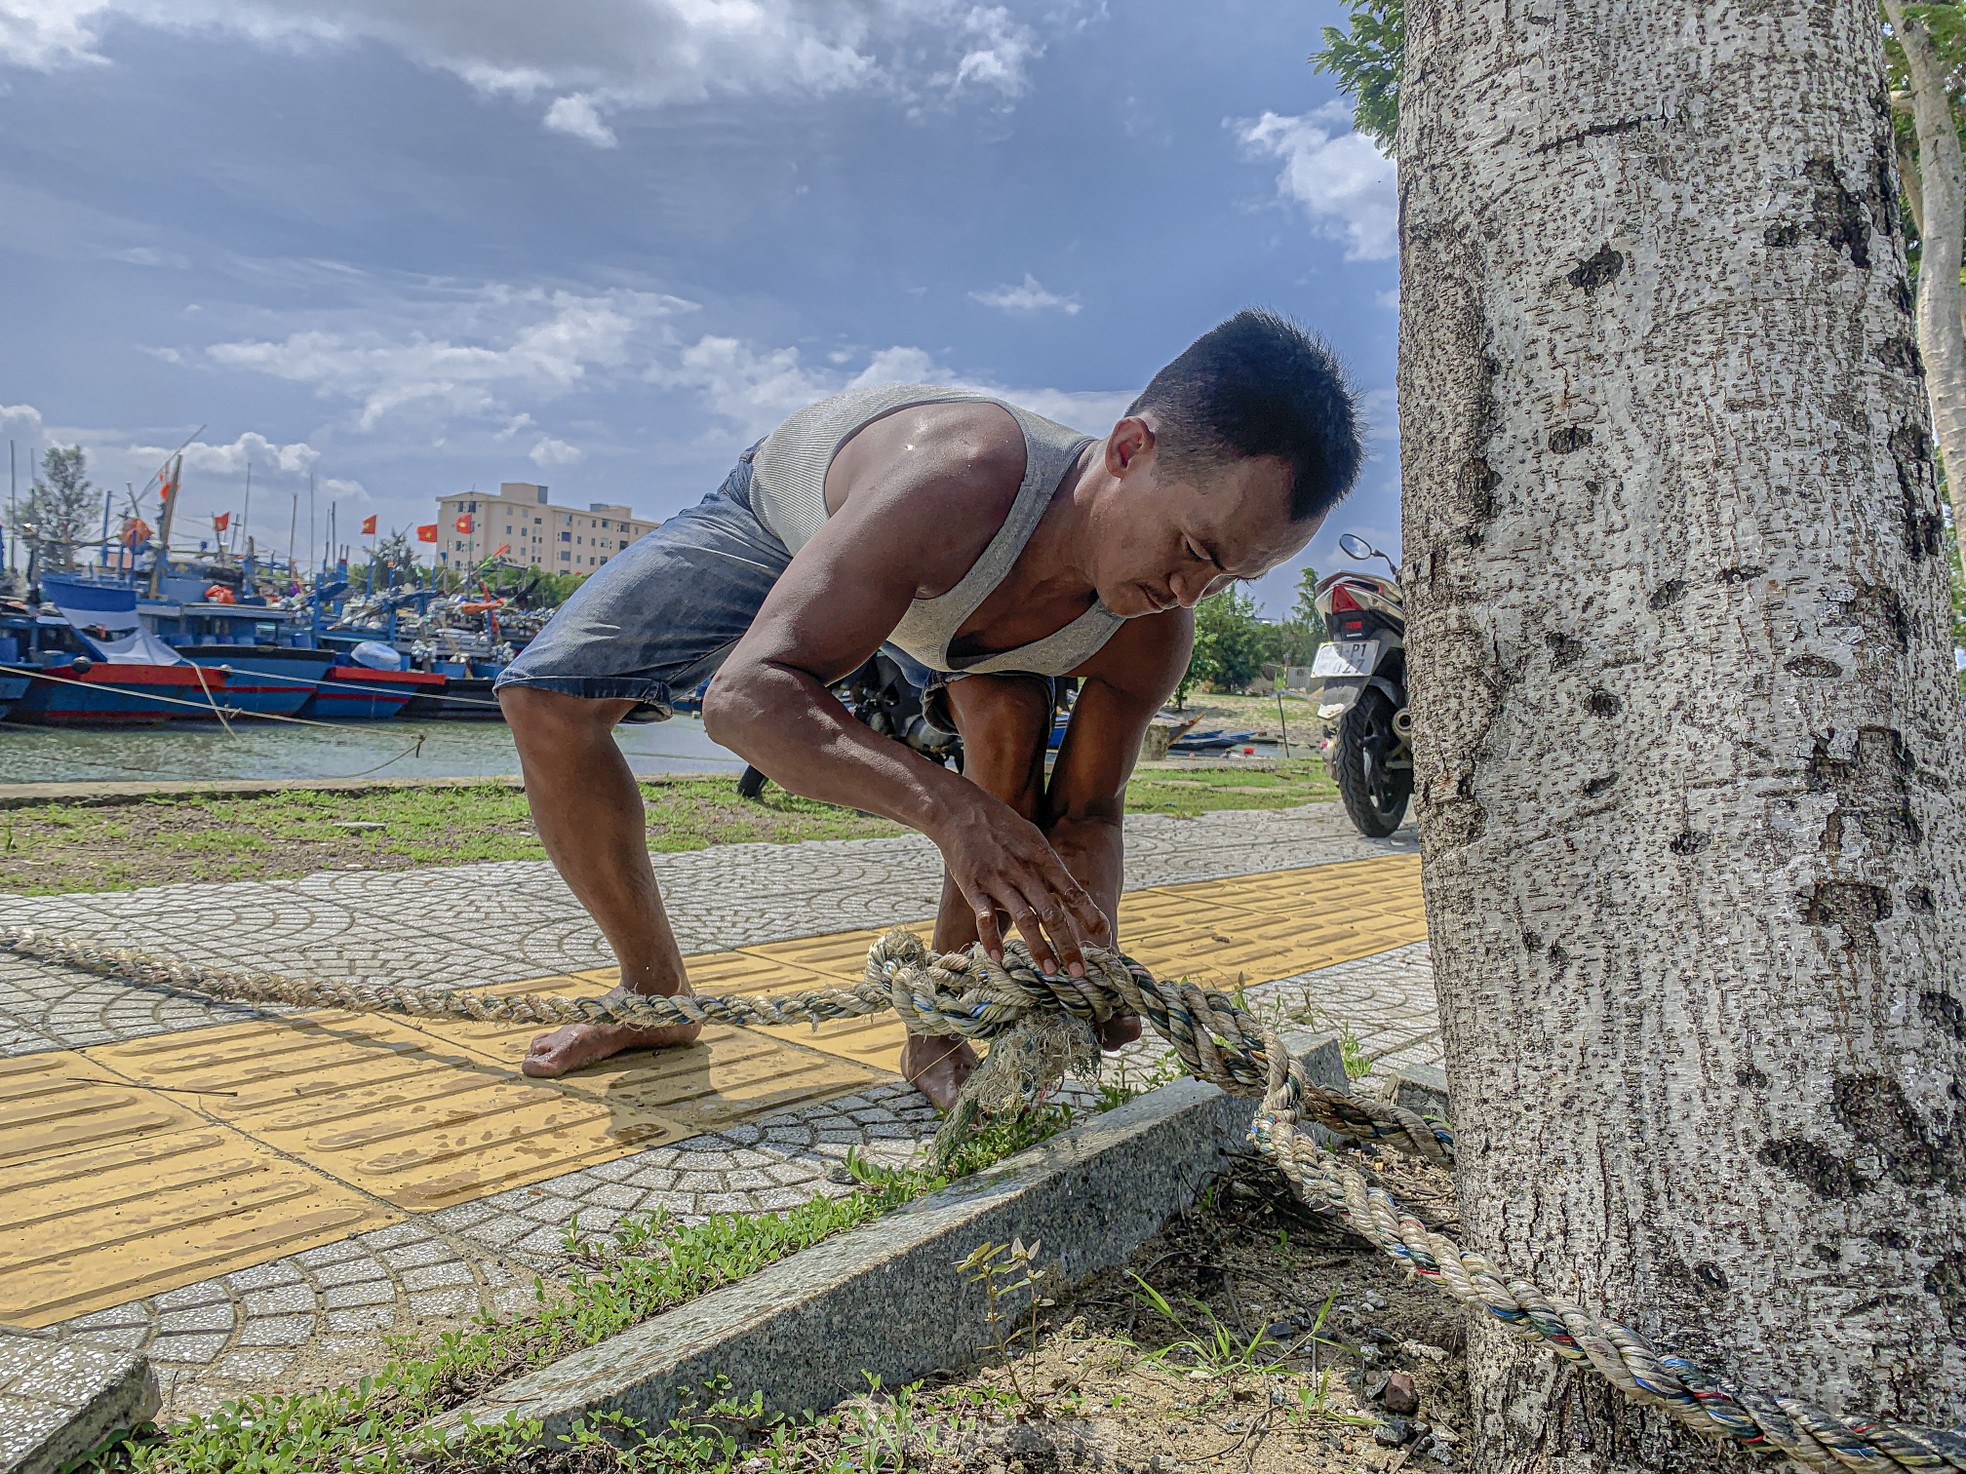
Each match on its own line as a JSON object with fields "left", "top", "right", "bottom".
{"left": 494, "top": 446, "right": 794, "bottom": 721}
{"left": 494, "top": 445, "right": 1062, "bottom": 725}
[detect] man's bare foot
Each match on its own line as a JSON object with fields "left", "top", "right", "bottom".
{"left": 1098, "top": 1012, "right": 1143, "bottom": 1050}
{"left": 901, "top": 1033, "right": 979, "bottom": 1109}
{"left": 521, "top": 989, "right": 702, "bottom": 1077}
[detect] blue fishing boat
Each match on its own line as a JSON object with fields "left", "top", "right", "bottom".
{"left": 299, "top": 645, "right": 446, "bottom": 720}
{"left": 175, "top": 645, "right": 333, "bottom": 717}
{"left": 0, "top": 607, "right": 33, "bottom": 722}
{"left": 5, "top": 575, "right": 233, "bottom": 726}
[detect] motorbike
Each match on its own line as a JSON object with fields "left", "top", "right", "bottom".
{"left": 1312, "top": 532, "right": 1412, "bottom": 837}
{"left": 735, "top": 644, "right": 964, "bottom": 799}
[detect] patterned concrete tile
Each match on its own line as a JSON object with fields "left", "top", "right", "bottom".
{"left": 44, "top": 1219, "right": 537, "bottom": 1420}
{"left": 13, "top": 800, "right": 1429, "bottom": 1423}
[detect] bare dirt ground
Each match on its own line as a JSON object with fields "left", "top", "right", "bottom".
{"left": 504, "top": 1149, "right": 1469, "bottom": 1474}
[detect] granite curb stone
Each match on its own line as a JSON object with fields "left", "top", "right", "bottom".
{"left": 0, "top": 1324, "right": 159, "bottom": 1474}
{"left": 428, "top": 1032, "right": 1346, "bottom": 1446}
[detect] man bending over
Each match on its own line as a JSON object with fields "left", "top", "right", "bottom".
{"left": 493, "top": 310, "right": 1363, "bottom": 1107}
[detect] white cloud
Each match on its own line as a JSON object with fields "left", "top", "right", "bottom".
{"left": 1235, "top": 104, "right": 1398, "bottom": 262}
{"left": 0, "top": 403, "right": 47, "bottom": 445}
{"left": 970, "top": 272, "right": 1080, "bottom": 315}
{"left": 1375, "top": 287, "right": 1399, "bottom": 310}
{"left": 202, "top": 283, "right": 695, "bottom": 429}
{"left": 319, "top": 475, "right": 369, "bottom": 502}
{"left": 543, "top": 92, "right": 616, "bottom": 148}
{"left": 150, "top": 431, "right": 321, "bottom": 477}
{"left": 106, "top": 244, "right": 190, "bottom": 268}
{"left": 529, "top": 434, "right": 583, "bottom": 468}
{"left": 943, "top": 6, "right": 1040, "bottom": 99}
{"left": 656, "top": 333, "right": 1130, "bottom": 440}
{"left": 0, "top": 0, "right": 1073, "bottom": 134}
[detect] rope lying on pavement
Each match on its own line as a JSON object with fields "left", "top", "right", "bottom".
{"left": 1, "top": 924, "right": 1957, "bottom": 1473}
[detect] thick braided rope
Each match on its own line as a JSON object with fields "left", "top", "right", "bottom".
{"left": 867, "top": 933, "right": 1965, "bottom": 1474}
{"left": 0, "top": 925, "right": 1445, "bottom": 1162}
{"left": 3, "top": 924, "right": 1957, "bottom": 1471}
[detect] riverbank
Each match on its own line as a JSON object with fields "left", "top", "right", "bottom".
{"left": 0, "top": 761, "right": 1339, "bottom": 894}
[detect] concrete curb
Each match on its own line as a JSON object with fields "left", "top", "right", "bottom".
{"left": 0, "top": 1325, "right": 159, "bottom": 1474}
{"left": 1381, "top": 1062, "right": 1452, "bottom": 1124}
{"left": 429, "top": 1034, "right": 1345, "bottom": 1446}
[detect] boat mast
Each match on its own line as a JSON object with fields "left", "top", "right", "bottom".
{"left": 239, "top": 459, "right": 252, "bottom": 561}
{"left": 148, "top": 453, "right": 182, "bottom": 599}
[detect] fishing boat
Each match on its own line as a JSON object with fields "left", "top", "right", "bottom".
{"left": 0, "top": 602, "right": 36, "bottom": 721}
{"left": 399, "top": 660, "right": 505, "bottom": 720}
{"left": 299, "top": 650, "right": 446, "bottom": 720}
{"left": 1168, "top": 727, "right": 1258, "bottom": 754}
{"left": 5, "top": 574, "right": 234, "bottom": 726}
{"left": 174, "top": 645, "right": 334, "bottom": 718}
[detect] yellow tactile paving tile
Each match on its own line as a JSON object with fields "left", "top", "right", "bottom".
{"left": 384, "top": 971, "right": 889, "bottom": 1133}
{"left": 0, "top": 1050, "right": 190, "bottom": 1170}
{"left": 0, "top": 1052, "right": 394, "bottom": 1326}
{"left": 88, "top": 1014, "right": 696, "bottom": 1212}
{"left": 2, "top": 853, "right": 1426, "bottom": 1327}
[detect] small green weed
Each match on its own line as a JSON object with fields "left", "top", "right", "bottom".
{"left": 954, "top": 1238, "right": 1053, "bottom": 1411}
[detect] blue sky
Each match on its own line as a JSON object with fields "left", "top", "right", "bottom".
{"left": 0, "top": 0, "right": 1399, "bottom": 617}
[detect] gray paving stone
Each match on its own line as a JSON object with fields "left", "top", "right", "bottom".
{"left": 234, "top": 1317, "right": 314, "bottom": 1349}
{"left": 155, "top": 1305, "right": 234, "bottom": 1335}
{"left": 400, "top": 1262, "right": 475, "bottom": 1292}
{"left": 323, "top": 1281, "right": 395, "bottom": 1310}
{"left": 147, "top": 1332, "right": 229, "bottom": 1365}
{"left": 323, "top": 1307, "right": 395, "bottom": 1333}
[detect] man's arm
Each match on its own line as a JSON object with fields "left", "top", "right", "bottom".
{"left": 1044, "top": 608, "right": 1197, "bottom": 939}
{"left": 701, "top": 416, "right": 1111, "bottom": 978}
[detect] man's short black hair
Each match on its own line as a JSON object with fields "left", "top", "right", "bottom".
{"left": 1126, "top": 309, "right": 1363, "bottom": 521}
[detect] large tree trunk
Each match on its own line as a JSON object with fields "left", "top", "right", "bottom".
{"left": 1885, "top": 0, "right": 1966, "bottom": 570}
{"left": 1397, "top": 4, "right": 1966, "bottom": 1472}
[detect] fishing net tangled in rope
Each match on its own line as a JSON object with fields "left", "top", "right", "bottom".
{"left": 1, "top": 923, "right": 1957, "bottom": 1473}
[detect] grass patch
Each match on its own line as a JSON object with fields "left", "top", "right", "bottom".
{"left": 0, "top": 777, "right": 904, "bottom": 895}
{"left": 1, "top": 763, "right": 1338, "bottom": 895}
{"left": 1125, "top": 759, "right": 1337, "bottom": 818}
{"left": 94, "top": 1105, "right": 1087, "bottom": 1474}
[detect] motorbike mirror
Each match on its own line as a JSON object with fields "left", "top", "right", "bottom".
{"left": 1337, "top": 532, "right": 1378, "bottom": 561}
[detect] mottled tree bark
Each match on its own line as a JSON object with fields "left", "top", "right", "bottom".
{"left": 1397, "top": 4, "right": 1966, "bottom": 1472}
{"left": 1884, "top": 0, "right": 1966, "bottom": 569}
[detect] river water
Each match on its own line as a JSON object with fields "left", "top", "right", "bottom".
{"left": 0, "top": 716, "right": 747, "bottom": 785}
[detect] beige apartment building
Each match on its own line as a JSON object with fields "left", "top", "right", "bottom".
{"left": 435, "top": 483, "right": 660, "bottom": 574}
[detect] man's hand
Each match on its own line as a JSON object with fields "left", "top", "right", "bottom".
{"left": 932, "top": 787, "right": 1113, "bottom": 977}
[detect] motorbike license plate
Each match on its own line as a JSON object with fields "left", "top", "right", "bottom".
{"left": 1312, "top": 639, "right": 1378, "bottom": 677}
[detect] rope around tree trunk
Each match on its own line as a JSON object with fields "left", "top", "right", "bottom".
{"left": 0, "top": 924, "right": 1957, "bottom": 1473}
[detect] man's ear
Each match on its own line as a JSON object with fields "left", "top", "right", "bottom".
{"left": 1106, "top": 415, "right": 1157, "bottom": 477}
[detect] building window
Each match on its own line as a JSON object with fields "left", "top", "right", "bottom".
{"left": 559, "top": 551, "right": 570, "bottom": 562}
{"left": 559, "top": 531, "right": 571, "bottom": 542}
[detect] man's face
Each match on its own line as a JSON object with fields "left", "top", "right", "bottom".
{"left": 1090, "top": 423, "right": 1317, "bottom": 618}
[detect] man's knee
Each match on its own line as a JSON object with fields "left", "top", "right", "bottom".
{"left": 500, "top": 685, "right": 631, "bottom": 745}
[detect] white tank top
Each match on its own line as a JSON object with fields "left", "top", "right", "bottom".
{"left": 749, "top": 383, "right": 1125, "bottom": 677}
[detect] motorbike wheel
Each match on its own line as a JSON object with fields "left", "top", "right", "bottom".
{"left": 736, "top": 765, "right": 769, "bottom": 800}
{"left": 1334, "top": 686, "right": 1411, "bottom": 838}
